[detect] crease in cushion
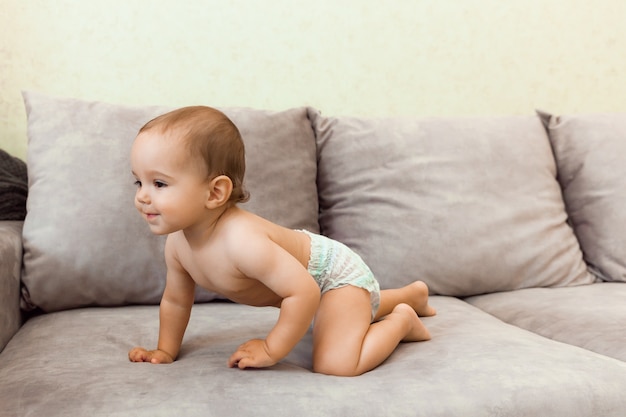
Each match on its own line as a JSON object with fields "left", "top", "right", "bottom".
{"left": 22, "top": 91, "right": 319, "bottom": 312}
{"left": 310, "top": 109, "right": 594, "bottom": 297}
{"left": 542, "top": 112, "right": 626, "bottom": 282}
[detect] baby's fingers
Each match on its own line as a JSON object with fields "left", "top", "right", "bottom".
{"left": 229, "top": 352, "right": 258, "bottom": 369}
{"left": 128, "top": 347, "right": 150, "bottom": 362}
{"left": 228, "top": 339, "right": 276, "bottom": 369}
{"left": 227, "top": 349, "right": 246, "bottom": 368}
{"left": 129, "top": 347, "right": 173, "bottom": 364}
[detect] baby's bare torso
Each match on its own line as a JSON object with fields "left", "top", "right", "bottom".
{"left": 169, "top": 208, "right": 312, "bottom": 307}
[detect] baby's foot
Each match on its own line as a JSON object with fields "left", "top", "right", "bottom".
{"left": 405, "top": 281, "right": 437, "bottom": 317}
{"left": 394, "top": 304, "right": 431, "bottom": 342}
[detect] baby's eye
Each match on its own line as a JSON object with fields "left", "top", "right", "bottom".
{"left": 134, "top": 180, "right": 142, "bottom": 188}
{"left": 154, "top": 180, "right": 167, "bottom": 188}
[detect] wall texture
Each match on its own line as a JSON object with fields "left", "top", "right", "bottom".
{"left": 2, "top": 0, "right": 626, "bottom": 159}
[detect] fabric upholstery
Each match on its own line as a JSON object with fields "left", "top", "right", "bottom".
{"left": 311, "top": 110, "right": 593, "bottom": 296}
{"left": 542, "top": 112, "right": 626, "bottom": 282}
{"left": 1, "top": 298, "right": 625, "bottom": 417}
{"left": 0, "top": 221, "right": 23, "bottom": 352}
{"left": 21, "top": 92, "right": 319, "bottom": 312}
{"left": 465, "top": 282, "right": 626, "bottom": 361}
{"left": 6, "top": 96, "right": 625, "bottom": 416}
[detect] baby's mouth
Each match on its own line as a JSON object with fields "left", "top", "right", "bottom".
{"left": 144, "top": 212, "right": 159, "bottom": 221}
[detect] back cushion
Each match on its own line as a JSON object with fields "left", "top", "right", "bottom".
{"left": 22, "top": 91, "right": 319, "bottom": 312}
{"left": 311, "top": 110, "right": 593, "bottom": 296}
{"left": 544, "top": 112, "right": 626, "bottom": 282}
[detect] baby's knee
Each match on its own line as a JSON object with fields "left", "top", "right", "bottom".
{"left": 312, "top": 351, "right": 364, "bottom": 377}
{"left": 313, "top": 360, "right": 363, "bottom": 377}
{"left": 392, "top": 302, "right": 416, "bottom": 317}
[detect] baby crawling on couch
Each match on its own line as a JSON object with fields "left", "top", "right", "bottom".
{"left": 128, "top": 106, "right": 436, "bottom": 376}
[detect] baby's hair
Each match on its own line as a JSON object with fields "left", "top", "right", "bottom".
{"left": 139, "top": 106, "right": 250, "bottom": 204}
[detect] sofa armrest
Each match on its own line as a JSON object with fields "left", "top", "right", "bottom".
{"left": 0, "top": 221, "right": 24, "bottom": 352}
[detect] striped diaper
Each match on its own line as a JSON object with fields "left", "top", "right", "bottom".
{"left": 298, "top": 230, "right": 380, "bottom": 321}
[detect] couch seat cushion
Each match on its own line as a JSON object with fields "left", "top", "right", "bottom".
{"left": 465, "top": 282, "right": 626, "bottom": 361}
{"left": 1, "top": 299, "right": 625, "bottom": 416}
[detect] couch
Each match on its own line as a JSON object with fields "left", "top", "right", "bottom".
{"left": 1, "top": 91, "right": 625, "bottom": 417}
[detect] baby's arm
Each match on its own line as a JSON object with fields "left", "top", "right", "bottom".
{"left": 129, "top": 237, "right": 195, "bottom": 364}
{"left": 227, "top": 233, "right": 320, "bottom": 369}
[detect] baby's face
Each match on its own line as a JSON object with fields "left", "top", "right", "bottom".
{"left": 130, "top": 131, "right": 210, "bottom": 235}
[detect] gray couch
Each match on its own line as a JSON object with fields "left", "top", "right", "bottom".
{"left": 1, "top": 91, "right": 625, "bottom": 417}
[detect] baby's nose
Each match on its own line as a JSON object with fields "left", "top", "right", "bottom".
{"left": 136, "top": 188, "right": 150, "bottom": 204}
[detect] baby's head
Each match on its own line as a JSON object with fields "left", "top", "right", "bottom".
{"left": 138, "top": 106, "right": 249, "bottom": 204}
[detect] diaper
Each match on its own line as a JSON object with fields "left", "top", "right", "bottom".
{"left": 299, "top": 230, "right": 380, "bottom": 321}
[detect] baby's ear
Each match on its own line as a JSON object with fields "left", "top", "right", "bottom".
{"left": 206, "top": 175, "right": 233, "bottom": 209}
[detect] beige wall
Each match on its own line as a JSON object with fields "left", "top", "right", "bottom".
{"left": 2, "top": 0, "right": 626, "bottom": 160}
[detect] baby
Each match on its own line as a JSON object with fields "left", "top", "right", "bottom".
{"left": 128, "top": 106, "right": 436, "bottom": 376}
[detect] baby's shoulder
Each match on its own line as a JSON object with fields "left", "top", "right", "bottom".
{"left": 219, "top": 208, "right": 269, "bottom": 235}
{"left": 162, "top": 231, "right": 193, "bottom": 266}
{"left": 217, "top": 210, "right": 278, "bottom": 250}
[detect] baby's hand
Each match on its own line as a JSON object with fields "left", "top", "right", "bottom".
{"left": 128, "top": 347, "right": 174, "bottom": 364}
{"left": 228, "top": 339, "right": 277, "bottom": 369}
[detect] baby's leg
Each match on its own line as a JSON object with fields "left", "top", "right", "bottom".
{"left": 312, "top": 286, "right": 429, "bottom": 376}
{"left": 374, "top": 281, "right": 437, "bottom": 322}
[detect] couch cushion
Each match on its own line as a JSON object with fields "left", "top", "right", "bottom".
{"left": 542, "top": 112, "right": 626, "bottom": 282}
{"left": 22, "top": 91, "right": 319, "bottom": 312}
{"left": 1, "top": 299, "right": 625, "bottom": 416}
{"left": 465, "top": 282, "right": 626, "bottom": 361}
{"left": 311, "top": 110, "right": 593, "bottom": 296}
